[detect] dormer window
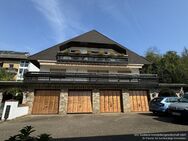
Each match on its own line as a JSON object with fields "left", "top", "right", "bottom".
{"left": 91, "top": 50, "right": 99, "bottom": 54}
{"left": 80, "top": 48, "right": 87, "bottom": 54}
{"left": 118, "top": 70, "right": 131, "bottom": 73}
{"left": 70, "top": 50, "right": 76, "bottom": 53}
{"left": 88, "top": 48, "right": 99, "bottom": 55}
{"left": 69, "top": 49, "right": 80, "bottom": 54}
{"left": 103, "top": 49, "right": 109, "bottom": 55}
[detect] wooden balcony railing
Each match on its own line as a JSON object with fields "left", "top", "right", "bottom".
{"left": 24, "top": 72, "right": 158, "bottom": 87}
{"left": 56, "top": 53, "right": 128, "bottom": 65}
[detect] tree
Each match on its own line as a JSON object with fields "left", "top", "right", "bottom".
{"left": 158, "top": 88, "right": 176, "bottom": 97}
{"left": 160, "top": 51, "right": 185, "bottom": 83}
{"left": 143, "top": 48, "right": 187, "bottom": 83}
{"left": 0, "top": 68, "right": 14, "bottom": 81}
{"left": 142, "top": 47, "right": 162, "bottom": 74}
{"left": 181, "top": 47, "right": 188, "bottom": 83}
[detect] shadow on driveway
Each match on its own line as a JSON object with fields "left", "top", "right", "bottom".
{"left": 137, "top": 112, "right": 154, "bottom": 116}
{"left": 153, "top": 116, "right": 188, "bottom": 125}
{"left": 53, "top": 131, "right": 188, "bottom": 141}
{"left": 138, "top": 112, "right": 188, "bottom": 125}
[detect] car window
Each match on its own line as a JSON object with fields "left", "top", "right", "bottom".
{"left": 165, "top": 97, "right": 179, "bottom": 103}
{"left": 151, "top": 98, "right": 163, "bottom": 102}
{"left": 183, "top": 94, "right": 188, "bottom": 99}
{"left": 178, "top": 98, "right": 188, "bottom": 103}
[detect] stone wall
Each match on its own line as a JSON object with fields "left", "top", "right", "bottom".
{"left": 149, "top": 89, "right": 160, "bottom": 100}
{"left": 92, "top": 89, "right": 100, "bottom": 113}
{"left": 122, "top": 89, "right": 130, "bottom": 113}
{"left": 59, "top": 89, "right": 68, "bottom": 114}
{"left": 24, "top": 90, "right": 34, "bottom": 114}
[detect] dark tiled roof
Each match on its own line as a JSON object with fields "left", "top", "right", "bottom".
{"left": 0, "top": 50, "right": 29, "bottom": 60}
{"left": 29, "top": 30, "right": 150, "bottom": 64}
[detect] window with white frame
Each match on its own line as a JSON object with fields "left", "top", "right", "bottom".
{"left": 17, "top": 60, "right": 29, "bottom": 80}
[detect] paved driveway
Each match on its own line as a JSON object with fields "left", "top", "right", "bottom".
{"left": 0, "top": 113, "right": 188, "bottom": 141}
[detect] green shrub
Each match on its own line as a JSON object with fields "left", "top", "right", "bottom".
{"left": 2, "top": 88, "right": 23, "bottom": 104}
{"left": 6, "top": 126, "right": 52, "bottom": 141}
{"left": 0, "top": 68, "right": 14, "bottom": 81}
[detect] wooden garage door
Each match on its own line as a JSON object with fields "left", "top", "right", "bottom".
{"left": 129, "top": 90, "right": 149, "bottom": 112}
{"left": 32, "top": 90, "right": 60, "bottom": 114}
{"left": 67, "top": 90, "right": 92, "bottom": 113}
{"left": 100, "top": 90, "right": 122, "bottom": 113}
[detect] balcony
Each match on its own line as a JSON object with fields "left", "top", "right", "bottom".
{"left": 24, "top": 72, "right": 158, "bottom": 88}
{"left": 56, "top": 53, "right": 128, "bottom": 65}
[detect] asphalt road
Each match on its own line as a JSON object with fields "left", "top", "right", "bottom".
{"left": 0, "top": 113, "right": 188, "bottom": 141}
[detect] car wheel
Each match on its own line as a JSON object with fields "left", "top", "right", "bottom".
{"left": 165, "top": 109, "right": 170, "bottom": 115}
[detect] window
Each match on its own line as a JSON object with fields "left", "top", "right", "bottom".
{"left": 88, "top": 70, "right": 108, "bottom": 74}
{"left": 20, "top": 61, "right": 29, "bottom": 67}
{"left": 19, "top": 69, "right": 23, "bottom": 74}
{"left": 165, "top": 97, "right": 178, "bottom": 103}
{"left": 96, "top": 58, "right": 105, "bottom": 62}
{"left": 118, "top": 70, "right": 131, "bottom": 73}
{"left": 25, "top": 61, "right": 29, "bottom": 67}
{"left": 50, "top": 69, "right": 66, "bottom": 72}
{"left": 88, "top": 48, "right": 99, "bottom": 54}
{"left": 110, "top": 58, "right": 116, "bottom": 62}
{"left": 104, "top": 49, "right": 109, "bottom": 55}
{"left": 151, "top": 98, "right": 163, "bottom": 103}
{"left": 20, "top": 61, "right": 25, "bottom": 67}
{"left": 91, "top": 50, "right": 99, "bottom": 54}
{"left": 80, "top": 48, "right": 87, "bottom": 54}
{"left": 17, "top": 61, "right": 29, "bottom": 80}
{"left": 178, "top": 98, "right": 188, "bottom": 103}
{"left": 63, "top": 56, "right": 71, "bottom": 60}
{"left": 23, "top": 69, "right": 28, "bottom": 74}
{"left": 9, "top": 64, "right": 14, "bottom": 68}
{"left": 70, "top": 50, "right": 76, "bottom": 53}
{"left": 70, "top": 49, "right": 80, "bottom": 54}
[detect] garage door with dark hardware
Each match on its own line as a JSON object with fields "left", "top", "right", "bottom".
{"left": 67, "top": 90, "right": 92, "bottom": 113}
{"left": 32, "top": 90, "right": 60, "bottom": 114}
{"left": 100, "top": 90, "right": 122, "bottom": 113}
{"left": 129, "top": 90, "right": 149, "bottom": 112}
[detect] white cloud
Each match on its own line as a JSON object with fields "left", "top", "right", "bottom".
{"left": 32, "top": 0, "right": 87, "bottom": 42}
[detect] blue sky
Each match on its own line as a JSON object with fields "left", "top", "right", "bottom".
{"left": 0, "top": 0, "right": 188, "bottom": 56}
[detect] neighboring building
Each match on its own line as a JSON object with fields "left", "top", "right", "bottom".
{"left": 22, "top": 30, "right": 158, "bottom": 115}
{"left": 0, "top": 51, "right": 29, "bottom": 80}
{"left": 0, "top": 51, "right": 39, "bottom": 81}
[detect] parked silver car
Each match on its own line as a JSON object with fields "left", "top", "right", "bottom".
{"left": 168, "top": 95, "right": 188, "bottom": 117}
{"left": 149, "top": 97, "right": 179, "bottom": 114}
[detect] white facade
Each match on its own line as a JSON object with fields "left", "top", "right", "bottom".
{"left": 1, "top": 101, "right": 29, "bottom": 120}
{"left": 39, "top": 63, "right": 141, "bottom": 74}
{"left": 28, "top": 62, "right": 40, "bottom": 72}
{"left": 17, "top": 61, "right": 39, "bottom": 80}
